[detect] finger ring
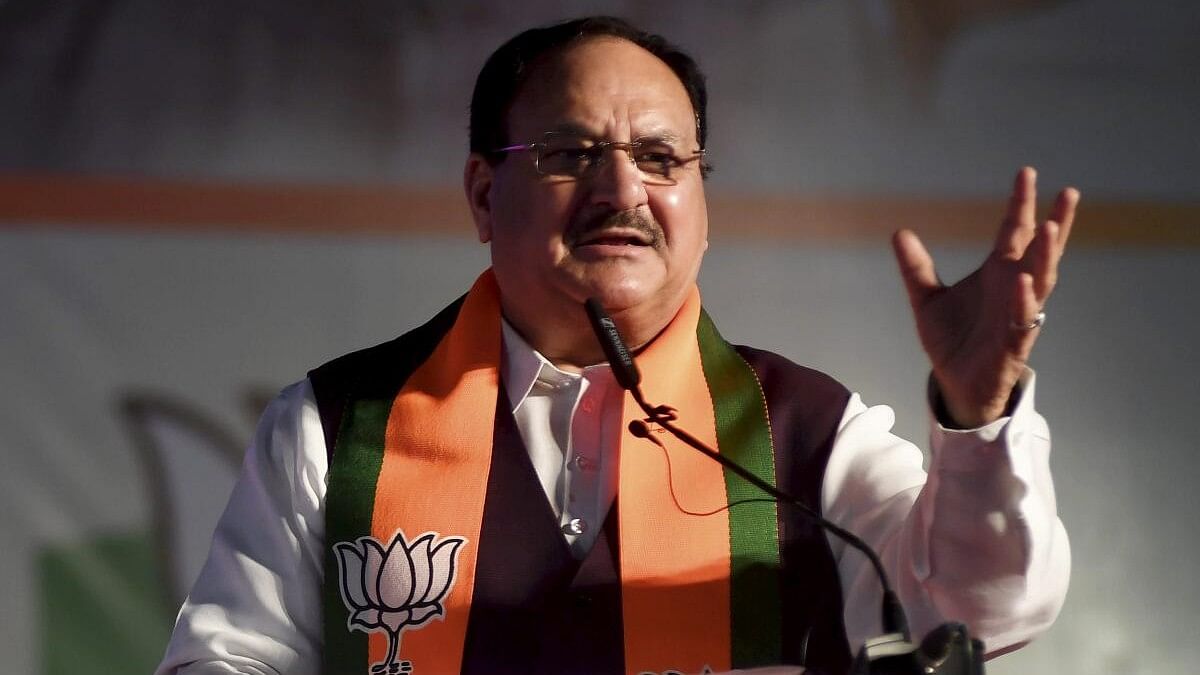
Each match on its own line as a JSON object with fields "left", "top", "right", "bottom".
{"left": 1011, "top": 311, "right": 1046, "bottom": 331}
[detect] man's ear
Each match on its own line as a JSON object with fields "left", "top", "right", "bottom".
{"left": 464, "top": 154, "right": 494, "bottom": 243}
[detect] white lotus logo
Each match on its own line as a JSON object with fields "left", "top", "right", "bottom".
{"left": 334, "top": 531, "right": 466, "bottom": 674}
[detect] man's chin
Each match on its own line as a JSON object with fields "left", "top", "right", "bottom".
{"left": 582, "top": 286, "right": 650, "bottom": 312}
{"left": 564, "top": 269, "right": 657, "bottom": 309}
{"left": 573, "top": 280, "right": 689, "bottom": 327}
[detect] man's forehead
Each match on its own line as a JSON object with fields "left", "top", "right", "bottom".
{"left": 543, "top": 121, "right": 684, "bottom": 144}
{"left": 508, "top": 38, "right": 697, "bottom": 141}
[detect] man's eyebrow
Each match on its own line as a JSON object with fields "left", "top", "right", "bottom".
{"left": 545, "top": 122, "right": 596, "bottom": 137}
{"left": 633, "top": 132, "right": 682, "bottom": 146}
{"left": 541, "top": 123, "right": 684, "bottom": 145}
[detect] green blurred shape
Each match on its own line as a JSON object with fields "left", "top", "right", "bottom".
{"left": 39, "top": 532, "right": 173, "bottom": 675}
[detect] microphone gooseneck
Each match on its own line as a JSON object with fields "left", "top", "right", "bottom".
{"left": 584, "top": 297, "right": 911, "bottom": 640}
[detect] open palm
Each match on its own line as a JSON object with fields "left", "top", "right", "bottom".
{"left": 892, "top": 167, "right": 1079, "bottom": 427}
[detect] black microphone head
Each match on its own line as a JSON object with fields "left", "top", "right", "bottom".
{"left": 583, "top": 298, "right": 641, "bottom": 390}
{"left": 628, "top": 419, "right": 652, "bottom": 438}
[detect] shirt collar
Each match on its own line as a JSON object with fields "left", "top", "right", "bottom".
{"left": 500, "top": 318, "right": 611, "bottom": 413}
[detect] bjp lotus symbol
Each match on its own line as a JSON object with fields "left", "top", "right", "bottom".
{"left": 334, "top": 531, "right": 467, "bottom": 674}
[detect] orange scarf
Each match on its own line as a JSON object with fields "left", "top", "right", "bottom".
{"left": 323, "top": 270, "right": 784, "bottom": 674}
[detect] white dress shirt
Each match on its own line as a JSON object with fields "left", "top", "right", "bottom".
{"left": 157, "top": 339, "right": 1069, "bottom": 674}
{"left": 500, "top": 319, "right": 625, "bottom": 557}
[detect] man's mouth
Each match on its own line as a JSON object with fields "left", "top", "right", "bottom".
{"left": 573, "top": 229, "right": 653, "bottom": 248}
{"left": 567, "top": 209, "right": 663, "bottom": 251}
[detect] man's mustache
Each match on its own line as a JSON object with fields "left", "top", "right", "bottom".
{"left": 566, "top": 209, "right": 664, "bottom": 248}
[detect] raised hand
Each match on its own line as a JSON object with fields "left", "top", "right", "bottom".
{"left": 891, "top": 167, "right": 1079, "bottom": 427}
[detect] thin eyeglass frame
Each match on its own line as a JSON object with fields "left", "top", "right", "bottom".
{"left": 493, "top": 132, "right": 706, "bottom": 185}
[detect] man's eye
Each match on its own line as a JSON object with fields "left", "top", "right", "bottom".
{"left": 635, "top": 153, "right": 679, "bottom": 174}
{"left": 546, "top": 148, "right": 597, "bottom": 163}
{"left": 636, "top": 152, "right": 677, "bottom": 164}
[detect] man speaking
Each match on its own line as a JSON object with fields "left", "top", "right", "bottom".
{"left": 157, "top": 16, "right": 1075, "bottom": 675}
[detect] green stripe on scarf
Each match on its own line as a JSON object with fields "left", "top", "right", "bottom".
{"left": 322, "top": 398, "right": 391, "bottom": 674}
{"left": 697, "top": 310, "right": 783, "bottom": 668}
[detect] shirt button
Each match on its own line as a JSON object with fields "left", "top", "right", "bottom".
{"left": 562, "top": 518, "right": 587, "bottom": 535}
{"left": 573, "top": 455, "right": 592, "bottom": 470}
{"left": 581, "top": 399, "right": 595, "bottom": 413}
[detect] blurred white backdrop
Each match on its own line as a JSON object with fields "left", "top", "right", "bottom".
{"left": 2, "top": 1, "right": 1197, "bottom": 673}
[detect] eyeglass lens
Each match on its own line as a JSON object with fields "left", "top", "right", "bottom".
{"left": 535, "top": 135, "right": 689, "bottom": 185}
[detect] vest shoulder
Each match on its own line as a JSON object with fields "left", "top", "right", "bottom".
{"left": 307, "top": 295, "right": 465, "bottom": 387}
{"left": 305, "top": 296, "right": 465, "bottom": 461}
{"left": 732, "top": 344, "right": 851, "bottom": 402}
{"left": 308, "top": 334, "right": 404, "bottom": 385}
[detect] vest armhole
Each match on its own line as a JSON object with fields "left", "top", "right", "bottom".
{"left": 307, "top": 366, "right": 351, "bottom": 466}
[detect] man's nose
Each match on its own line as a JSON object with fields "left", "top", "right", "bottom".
{"left": 587, "top": 146, "right": 648, "bottom": 211}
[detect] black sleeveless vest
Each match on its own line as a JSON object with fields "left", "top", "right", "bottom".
{"left": 310, "top": 316, "right": 854, "bottom": 674}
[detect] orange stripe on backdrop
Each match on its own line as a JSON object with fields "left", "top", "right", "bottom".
{"left": 374, "top": 272, "right": 501, "bottom": 673}
{"left": 1, "top": 172, "right": 1197, "bottom": 246}
{"left": 0, "top": 172, "right": 470, "bottom": 234}
{"left": 619, "top": 288, "right": 732, "bottom": 674}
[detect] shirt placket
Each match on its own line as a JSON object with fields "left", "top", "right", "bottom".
{"left": 563, "top": 375, "right": 602, "bottom": 554}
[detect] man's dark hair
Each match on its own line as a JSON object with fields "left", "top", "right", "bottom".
{"left": 469, "top": 16, "right": 709, "bottom": 170}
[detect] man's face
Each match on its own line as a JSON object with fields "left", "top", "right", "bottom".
{"left": 471, "top": 37, "right": 708, "bottom": 333}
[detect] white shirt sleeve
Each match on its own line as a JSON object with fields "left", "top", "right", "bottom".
{"left": 821, "top": 369, "right": 1071, "bottom": 657}
{"left": 155, "top": 380, "right": 329, "bottom": 675}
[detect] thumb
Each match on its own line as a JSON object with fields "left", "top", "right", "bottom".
{"left": 891, "top": 229, "right": 940, "bottom": 306}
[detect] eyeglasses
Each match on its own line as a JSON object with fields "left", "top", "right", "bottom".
{"left": 493, "top": 132, "right": 707, "bottom": 186}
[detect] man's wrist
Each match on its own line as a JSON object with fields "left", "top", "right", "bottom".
{"left": 929, "top": 376, "right": 1021, "bottom": 430}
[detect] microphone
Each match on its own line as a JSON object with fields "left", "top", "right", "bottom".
{"left": 583, "top": 297, "right": 911, "bottom": 641}
{"left": 584, "top": 298, "right": 641, "bottom": 391}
